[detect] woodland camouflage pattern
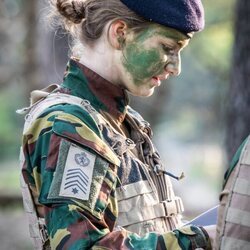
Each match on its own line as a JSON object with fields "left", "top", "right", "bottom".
{"left": 21, "top": 59, "right": 211, "bottom": 249}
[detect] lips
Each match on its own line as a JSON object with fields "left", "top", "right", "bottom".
{"left": 152, "top": 73, "right": 170, "bottom": 86}
{"left": 152, "top": 76, "right": 161, "bottom": 87}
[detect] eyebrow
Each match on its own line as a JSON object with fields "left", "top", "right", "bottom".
{"left": 161, "top": 37, "right": 189, "bottom": 50}
{"left": 156, "top": 30, "right": 190, "bottom": 49}
{"left": 177, "top": 39, "right": 190, "bottom": 49}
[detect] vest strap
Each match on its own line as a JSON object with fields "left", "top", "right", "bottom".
{"left": 118, "top": 197, "right": 184, "bottom": 227}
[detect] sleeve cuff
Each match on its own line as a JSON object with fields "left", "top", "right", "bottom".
{"left": 173, "top": 225, "right": 212, "bottom": 250}
{"left": 190, "top": 226, "right": 212, "bottom": 250}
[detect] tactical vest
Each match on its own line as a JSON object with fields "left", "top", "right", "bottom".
{"left": 18, "top": 85, "right": 184, "bottom": 249}
{"left": 215, "top": 137, "right": 250, "bottom": 249}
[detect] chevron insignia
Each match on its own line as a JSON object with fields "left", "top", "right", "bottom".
{"left": 59, "top": 144, "right": 96, "bottom": 200}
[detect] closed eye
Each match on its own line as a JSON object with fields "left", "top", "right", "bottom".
{"left": 162, "top": 44, "right": 174, "bottom": 54}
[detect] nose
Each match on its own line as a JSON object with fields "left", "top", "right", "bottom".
{"left": 165, "top": 54, "right": 181, "bottom": 76}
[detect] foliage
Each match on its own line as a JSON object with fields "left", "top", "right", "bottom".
{"left": 0, "top": 162, "right": 20, "bottom": 192}
{"left": 0, "top": 86, "right": 25, "bottom": 159}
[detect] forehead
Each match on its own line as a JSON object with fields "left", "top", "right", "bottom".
{"left": 133, "top": 24, "right": 190, "bottom": 46}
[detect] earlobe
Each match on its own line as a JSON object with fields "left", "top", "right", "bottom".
{"left": 108, "top": 20, "right": 127, "bottom": 50}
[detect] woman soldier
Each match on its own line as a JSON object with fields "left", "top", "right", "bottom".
{"left": 19, "top": 0, "right": 215, "bottom": 249}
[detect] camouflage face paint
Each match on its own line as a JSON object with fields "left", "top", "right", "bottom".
{"left": 122, "top": 44, "right": 164, "bottom": 85}
{"left": 122, "top": 28, "right": 163, "bottom": 86}
{"left": 121, "top": 25, "right": 189, "bottom": 86}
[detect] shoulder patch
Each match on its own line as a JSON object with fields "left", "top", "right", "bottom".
{"left": 48, "top": 139, "right": 117, "bottom": 219}
{"left": 59, "top": 143, "right": 96, "bottom": 200}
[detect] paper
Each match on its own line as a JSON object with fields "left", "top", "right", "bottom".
{"left": 184, "top": 205, "right": 219, "bottom": 226}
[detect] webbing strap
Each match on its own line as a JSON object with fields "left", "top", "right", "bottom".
{"left": 20, "top": 149, "right": 49, "bottom": 249}
{"left": 116, "top": 180, "right": 153, "bottom": 202}
{"left": 118, "top": 197, "right": 184, "bottom": 227}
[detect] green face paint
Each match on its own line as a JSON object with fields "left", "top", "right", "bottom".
{"left": 123, "top": 44, "right": 164, "bottom": 85}
{"left": 121, "top": 25, "right": 188, "bottom": 86}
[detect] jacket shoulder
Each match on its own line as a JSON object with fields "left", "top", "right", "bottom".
{"left": 224, "top": 136, "right": 249, "bottom": 187}
{"left": 25, "top": 104, "right": 120, "bottom": 166}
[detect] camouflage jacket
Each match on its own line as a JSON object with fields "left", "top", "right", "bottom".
{"left": 21, "top": 59, "right": 211, "bottom": 249}
{"left": 223, "top": 136, "right": 249, "bottom": 188}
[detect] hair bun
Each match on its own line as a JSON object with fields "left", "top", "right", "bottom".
{"left": 57, "top": 0, "right": 85, "bottom": 24}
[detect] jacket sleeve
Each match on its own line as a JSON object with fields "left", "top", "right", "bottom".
{"left": 22, "top": 111, "right": 211, "bottom": 250}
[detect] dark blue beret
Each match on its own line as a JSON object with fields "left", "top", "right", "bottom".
{"left": 120, "top": 0, "right": 205, "bottom": 34}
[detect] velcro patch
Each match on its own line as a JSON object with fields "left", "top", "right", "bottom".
{"left": 59, "top": 144, "right": 96, "bottom": 200}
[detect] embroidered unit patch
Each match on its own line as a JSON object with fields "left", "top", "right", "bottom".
{"left": 59, "top": 144, "right": 96, "bottom": 200}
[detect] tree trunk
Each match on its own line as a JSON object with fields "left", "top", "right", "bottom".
{"left": 226, "top": 0, "right": 250, "bottom": 160}
{"left": 23, "top": 0, "right": 39, "bottom": 93}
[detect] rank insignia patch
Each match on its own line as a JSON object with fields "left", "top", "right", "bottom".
{"left": 75, "top": 152, "right": 90, "bottom": 167}
{"left": 59, "top": 144, "right": 96, "bottom": 200}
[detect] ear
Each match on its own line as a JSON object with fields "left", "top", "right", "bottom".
{"left": 108, "top": 20, "right": 127, "bottom": 50}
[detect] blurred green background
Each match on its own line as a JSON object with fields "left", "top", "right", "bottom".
{"left": 1, "top": 0, "right": 249, "bottom": 249}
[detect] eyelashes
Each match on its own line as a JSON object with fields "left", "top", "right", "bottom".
{"left": 161, "top": 44, "right": 175, "bottom": 55}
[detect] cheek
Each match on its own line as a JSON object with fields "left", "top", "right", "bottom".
{"left": 123, "top": 45, "right": 164, "bottom": 83}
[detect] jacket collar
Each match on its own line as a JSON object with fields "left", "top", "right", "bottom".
{"left": 62, "top": 59, "right": 129, "bottom": 122}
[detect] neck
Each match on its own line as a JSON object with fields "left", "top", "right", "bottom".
{"left": 79, "top": 37, "right": 120, "bottom": 86}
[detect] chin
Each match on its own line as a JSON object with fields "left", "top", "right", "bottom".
{"left": 128, "top": 88, "right": 155, "bottom": 97}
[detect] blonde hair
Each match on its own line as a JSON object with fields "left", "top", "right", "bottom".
{"left": 49, "top": 0, "right": 150, "bottom": 47}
